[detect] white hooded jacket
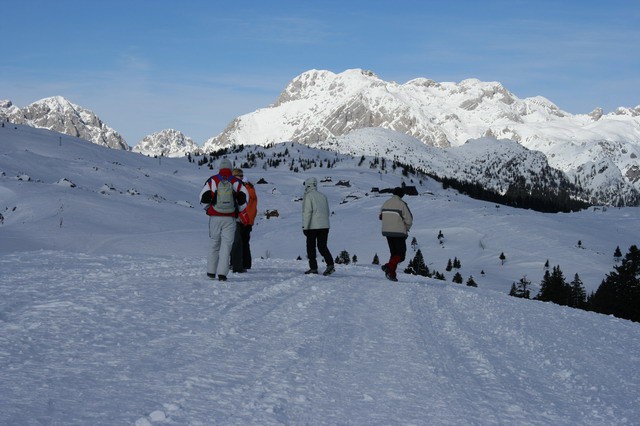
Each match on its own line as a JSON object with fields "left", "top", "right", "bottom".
{"left": 302, "top": 177, "right": 330, "bottom": 230}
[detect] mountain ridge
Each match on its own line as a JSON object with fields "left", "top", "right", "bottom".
{"left": 3, "top": 69, "right": 639, "bottom": 205}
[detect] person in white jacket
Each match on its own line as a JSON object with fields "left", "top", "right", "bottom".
{"left": 302, "top": 177, "right": 335, "bottom": 276}
{"left": 380, "top": 187, "right": 413, "bottom": 281}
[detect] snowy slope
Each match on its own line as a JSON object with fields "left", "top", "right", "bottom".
{"left": 1, "top": 125, "right": 640, "bottom": 425}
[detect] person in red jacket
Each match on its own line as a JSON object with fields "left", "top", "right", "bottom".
{"left": 199, "top": 159, "right": 248, "bottom": 281}
{"left": 231, "top": 168, "right": 258, "bottom": 273}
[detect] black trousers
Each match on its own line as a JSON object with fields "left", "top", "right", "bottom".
{"left": 386, "top": 236, "right": 407, "bottom": 262}
{"left": 231, "top": 224, "right": 252, "bottom": 272}
{"left": 305, "top": 228, "right": 333, "bottom": 270}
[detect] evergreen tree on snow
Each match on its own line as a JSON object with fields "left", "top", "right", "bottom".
{"left": 336, "top": 250, "right": 351, "bottom": 265}
{"left": 590, "top": 245, "right": 640, "bottom": 322}
{"left": 536, "top": 266, "right": 570, "bottom": 306}
{"left": 372, "top": 253, "right": 380, "bottom": 265}
{"left": 466, "top": 276, "right": 477, "bottom": 287}
{"left": 452, "top": 272, "right": 463, "bottom": 284}
{"left": 499, "top": 252, "right": 506, "bottom": 265}
{"left": 411, "top": 250, "right": 429, "bottom": 277}
{"left": 614, "top": 246, "right": 623, "bottom": 263}
{"left": 433, "top": 271, "right": 446, "bottom": 281}
{"left": 509, "top": 276, "right": 531, "bottom": 299}
{"left": 446, "top": 259, "right": 453, "bottom": 272}
{"left": 569, "top": 273, "right": 587, "bottom": 309}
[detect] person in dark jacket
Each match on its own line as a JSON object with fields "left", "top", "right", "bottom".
{"left": 231, "top": 168, "right": 258, "bottom": 273}
{"left": 379, "top": 187, "right": 413, "bottom": 281}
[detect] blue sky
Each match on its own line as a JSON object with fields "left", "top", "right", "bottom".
{"left": 2, "top": 0, "right": 639, "bottom": 145}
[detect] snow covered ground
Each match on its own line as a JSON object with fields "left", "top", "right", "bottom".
{"left": 1, "top": 124, "right": 639, "bottom": 424}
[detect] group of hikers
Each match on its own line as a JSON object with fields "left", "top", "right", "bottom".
{"left": 199, "top": 159, "right": 413, "bottom": 282}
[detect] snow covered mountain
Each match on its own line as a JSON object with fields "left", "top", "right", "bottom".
{"left": 0, "top": 97, "right": 128, "bottom": 150}
{"left": 132, "top": 128, "right": 200, "bottom": 157}
{"left": 1, "top": 124, "right": 639, "bottom": 424}
{"left": 313, "top": 128, "right": 591, "bottom": 206}
{"left": 4, "top": 69, "right": 639, "bottom": 205}
{"left": 203, "top": 69, "right": 640, "bottom": 205}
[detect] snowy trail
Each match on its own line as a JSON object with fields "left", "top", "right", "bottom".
{"left": 1, "top": 252, "right": 639, "bottom": 425}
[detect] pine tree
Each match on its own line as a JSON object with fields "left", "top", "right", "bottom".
{"left": 453, "top": 257, "right": 461, "bottom": 269}
{"left": 452, "top": 272, "right": 463, "bottom": 284}
{"left": 411, "top": 237, "right": 418, "bottom": 252}
{"left": 337, "top": 250, "right": 351, "bottom": 265}
{"left": 412, "top": 250, "right": 429, "bottom": 277}
{"left": 536, "top": 266, "right": 569, "bottom": 305}
{"left": 509, "top": 276, "right": 531, "bottom": 299}
{"left": 372, "top": 253, "right": 380, "bottom": 265}
{"left": 590, "top": 245, "right": 640, "bottom": 322}
{"left": 569, "top": 273, "right": 586, "bottom": 309}
{"left": 446, "top": 259, "right": 453, "bottom": 271}
{"left": 614, "top": 246, "right": 622, "bottom": 263}
{"left": 544, "top": 259, "right": 550, "bottom": 270}
{"left": 509, "top": 283, "right": 518, "bottom": 297}
{"left": 352, "top": 254, "right": 358, "bottom": 264}
{"left": 404, "top": 257, "right": 416, "bottom": 275}
{"left": 499, "top": 252, "right": 506, "bottom": 265}
{"left": 466, "top": 276, "right": 477, "bottom": 287}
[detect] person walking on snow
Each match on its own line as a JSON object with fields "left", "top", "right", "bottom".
{"left": 302, "top": 177, "right": 335, "bottom": 276}
{"left": 231, "top": 168, "right": 258, "bottom": 273}
{"left": 380, "top": 187, "right": 413, "bottom": 281}
{"left": 199, "top": 159, "right": 248, "bottom": 281}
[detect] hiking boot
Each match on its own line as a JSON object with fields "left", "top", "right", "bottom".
{"left": 385, "top": 271, "right": 398, "bottom": 282}
{"left": 218, "top": 275, "right": 227, "bottom": 281}
{"left": 207, "top": 272, "right": 216, "bottom": 279}
{"left": 323, "top": 265, "right": 335, "bottom": 276}
{"left": 381, "top": 264, "right": 389, "bottom": 273}
{"left": 304, "top": 269, "right": 319, "bottom": 274}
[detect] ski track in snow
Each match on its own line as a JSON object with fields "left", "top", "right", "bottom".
{"left": 1, "top": 251, "right": 639, "bottom": 425}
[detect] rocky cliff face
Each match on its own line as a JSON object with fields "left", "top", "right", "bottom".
{"left": 0, "top": 97, "right": 128, "bottom": 150}
{"left": 132, "top": 129, "right": 200, "bottom": 157}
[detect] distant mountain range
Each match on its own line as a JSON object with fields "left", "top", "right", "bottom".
{"left": 2, "top": 69, "right": 639, "bottom": 205}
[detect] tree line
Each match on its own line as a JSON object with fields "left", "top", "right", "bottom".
{"left": 510, "top": 245, "right": 640, "bottom": 323}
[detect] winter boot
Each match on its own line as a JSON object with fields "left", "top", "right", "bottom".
{"left": 305, "top": 269, "right": 319, "bottom": 274}
{"left": 218, "top": 275, "right": 227, "bottom": 281}
{"left": 323, "top": 264, "right": 335, "bottom": 276}
{"left": 207, "top": 272, "right": 216, "bottom": 279}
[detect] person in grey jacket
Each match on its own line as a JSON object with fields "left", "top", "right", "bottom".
{"left": 302, "top": 177, "right": 335, "bottom": 276}
{"left": 380, "top": 187, "right": 413, "bottom": 281}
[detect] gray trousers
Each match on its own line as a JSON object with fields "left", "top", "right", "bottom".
{"left": 207, "top": 216, "right": 236, "bottom": 277}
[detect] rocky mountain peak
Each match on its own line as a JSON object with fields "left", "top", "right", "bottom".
{"left": 132, "top": 129, "right": 199, "bottom": 158}
{"left": 0, "top": 97, "right": 128, "bottom": 150}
